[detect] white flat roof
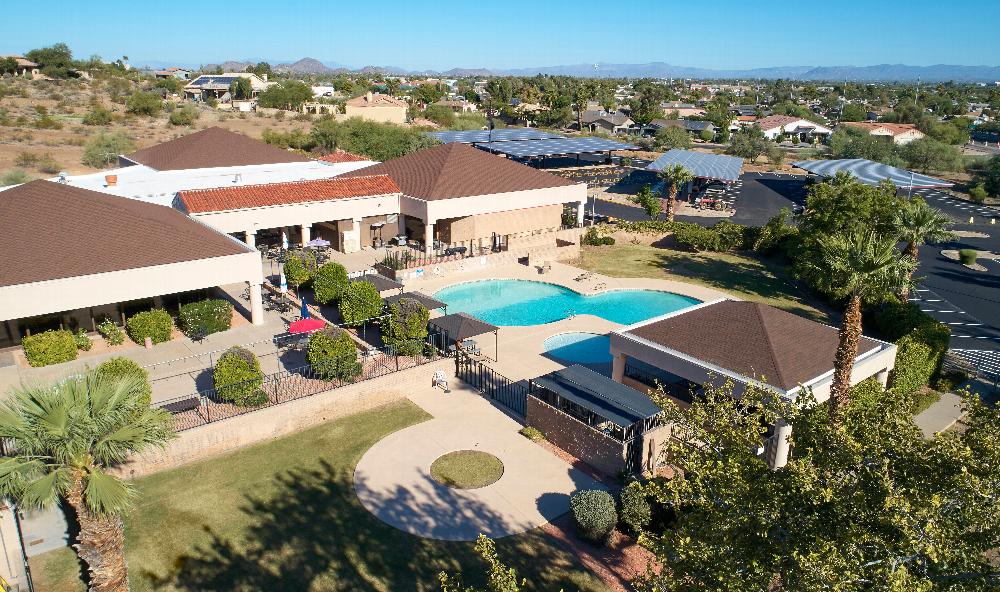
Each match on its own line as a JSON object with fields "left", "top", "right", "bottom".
{"left": 57, "top": 159, "right": 378, "bottom": 207}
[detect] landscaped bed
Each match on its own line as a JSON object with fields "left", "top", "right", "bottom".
{"left": 30, "top": 400, "right": 606, "bottom": 592}
{"left": 430, "top": 450, "right": 505, "bottom": 489}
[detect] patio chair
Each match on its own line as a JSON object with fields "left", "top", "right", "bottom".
{"left": 432, "top": 369, "right": 450, "bottom": 393}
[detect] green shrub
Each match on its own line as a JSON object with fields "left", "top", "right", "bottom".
{"left": 613, "top": 220, "right": 678, "bottom": 234}
{"left": 672, "top": 222, "right": 720, "bottom": 252}
{"left": 712, "top": 220, "right": 751, "bottom": 251}
{"left": 571, "top": 489, "right": 618, "bottom": 544}
{"left": 582, "top": 227, "right": 603, "bottom": 246}
{"left": 307, "top": 328, "right": 361, "bottom": 381}
{"left": 969, "top": 184, "right": 988, "bottom": 204}
{"left": 519, "top": 426, "right": 545, "bottom": 442}
{"left": 95, "top": 357, "right": 152, "bottom": 407}
{"left": 178, "top": 299, "right": 233, "bottom": 338}
{"left": 168, "top": 104, "right": 200, "bottom": 126}
{"left": 312, "top": 262, "right": 349, "bottom": 304}
{"left": 933, "top": 369, "right": 968, "bottom": 393}
{"left": 96, "top": 319, "right": 125, "bottom": 346}
{"left": 82, "top": 131, "right": 134, "bottom": 168}
{"left": 0, "top": 168, "right": 31, "bottom": 187}
{"left": 869, "top": 298, "right": 950, "bottom": 398}
{"left": 619, "top": 482, "right": 652, "bottom": 536}
{"left": 213, "top": 346, "right": 267, "bottom": 406}
{"left": 381, "top": 298, "right": 429, "bottom": 356}
{"left": 283, "top": 251, "right": 317, "bottom": 289}
{"left": 339, "top": 281, "right": 383, "bottom": 326}
{"left": 600, "top": 236, "right": 616, "bottom": 245}
{"left": 958, "top": 249, "right": 977, "bottom": 265}
{"left": 73, "top": 328, "right": 93, "bottom": 351}
{"left": 22, "top": 330, "right": 77, "bottom": 367}
{"left": 126, "top": 309, "right": 173, "bottom": 345}
{"left": 82, "top": 105, "right": 113, "bottom": 125}
{"left": 125, "top": 91, "right": 163, "bottom": 116}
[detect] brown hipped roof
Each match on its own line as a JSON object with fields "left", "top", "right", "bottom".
{"left": 0, "top": 180, "right": 250, "bottom": 287}
{"left": 125, "top": 127, "right": 310, "bottom": 171}
{"left": 178, "top": 175, "right": 401, "bottom": 214}
{"left": 341, "top": 142, "right": 576, "bottom": 200}
{"left": 626, "top": 300, "right": 880, "bottom": 391}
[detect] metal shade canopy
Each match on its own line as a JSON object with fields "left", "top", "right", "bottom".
{"left": 476, "top": 137, "right": 639, "bottom": 159}
{"left": 531, "top": 365, "right": 661, "bottom": 428}
{"left": 792, "top": 159, "right": 953, "bottom": 189}
{"left": 646, "top": 149, "right": 744, "bottom": 183}
{"left": 427, "top": 128, "right": 565, "bottom": 144}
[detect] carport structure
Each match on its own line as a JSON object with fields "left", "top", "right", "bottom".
{"left": 646, "top": 149, "right": 744, "bottom": 184}
{"left": 792, "top": 158, "right": 954, "bottom": 189}
{"left": 475, "top": 137, "right": 639, "bottom": 167}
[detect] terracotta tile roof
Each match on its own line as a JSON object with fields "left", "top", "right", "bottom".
{"left": 626, "top": 300, "right": 880, "bottom": 391}
{"left": 177, "top": 175, "right": 400, "bottom": 214}
{"left": 125, "top": 127, "right": 310, "bottom": 171}
{"left": 754, "top": 115, "right": 802, "bottom": 131}
{"left": 842, "top": 122, "right": 924, "bottom": 136}
{"left": 316, "top": 150, "right": 370, "bottom": 163}
{"left": 340, "top": 143, "right": 576, "bottom": 201}
{"left": 737, "top": 115, "right": 758, "bottom": 122}
{"left": 345, "top": 93, "right": 408, "bottom": 108}
{"left": 0, "top": 180, "right": 250, "bottom": 287}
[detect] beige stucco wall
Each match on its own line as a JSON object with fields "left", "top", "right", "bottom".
{"left": 343, "top": 104, "right": 407, "bottom": 124}
{"left": 414, "top": 183, "right": 586, "bottom": 224}
{"left": 0, "top": 250, "right": 262, "bottom": 322}
{"left": 188, "top": 193, "right": 401, "bottom": 235}
{"left": 438, "top": 204, "right": 563, "bottom": 243}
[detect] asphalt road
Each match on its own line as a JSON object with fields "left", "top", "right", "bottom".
{"left": 589, "top": 174, "right": 1000, "bottom": 357}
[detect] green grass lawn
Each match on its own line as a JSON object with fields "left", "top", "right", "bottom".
{"left": 30, "top": 400, "right": 606, "bottom": 592}
{"left": 575, "top": 243, "right": 834, "bottom": 323}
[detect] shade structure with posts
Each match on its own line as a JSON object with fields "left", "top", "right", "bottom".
{"left": 383, "top": 291, "right": 446, "bottom": 312}
{"left": 428, "top": 312, "right": 499, "bottom": 360}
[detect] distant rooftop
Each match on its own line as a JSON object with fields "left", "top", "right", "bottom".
{"left": 177, "top": 175, "right": 400, "bottom": 214}
{"left": 476, "top": 137, "right": 639, "bottom": 159}
{"left": 428, "top": 128, "right": 565, "bottom": 144}
{"left": 124, "top": 127, "right": 310, "bottom": 171}
{"left": 792, "top": 158, "right": 953, "bottom": 188}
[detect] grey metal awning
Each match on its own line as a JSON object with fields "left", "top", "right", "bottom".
{"left": 476, "top": 137, "right": 639, "bottom": 158}
{"left": 531, "top": 365, "right": 661, "bottom": 428}
{"left": 646, "top": 149, "right": 744, "bottom": 183}
{"left": 427, "top": 128, "right": 564, "bottom": 144}
{"left": 792, "top": 158, "right": 953, "bottom": 189}
{"left": 428, "top": 312, "right": 497, "bottom": 341}
{"left": 384, "top": 291, "right": 446, "bottom": 310}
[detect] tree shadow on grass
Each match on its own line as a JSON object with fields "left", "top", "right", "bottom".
{"left": 146, "top": 460, "right": 601, "bottom": 592}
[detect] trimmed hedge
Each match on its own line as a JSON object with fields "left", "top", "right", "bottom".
{"left": 339, "top": 281, "right": 383, "bottom": 326}
{"left": 313, "top": 262, "right": 349, "bottom": 304}
{"left": 22, "top": 330, "right": 77, "bottom": 367}
{"left": 958, "top": 249, "right": 977, "bottom": 265}
{"left": 213, "top": 346, "right": 266, "bottom": 406}
{"left": 95, "top": 357, "right": 152, "bottom": 407}
{"left": 868, "top": 298, "right": 950, "bottom": 398}
{"left": 126, "top": 309, "right": 173, "bottom": 344}
{"left": 619, "top": 482, "right": 652, "bottom": 536}
{"left": 307, "top": 328, "right": 361, "bottom": 381}
{"left": 178, "top": 299, "right": 233, "bottom": 338}
{"left": 571, "top": 489, "right": 618, "bottom": 544}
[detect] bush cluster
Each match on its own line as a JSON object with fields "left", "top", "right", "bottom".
{"left": 178, "top": 299, "right": 233, "bottom": 338}
{"left": 307, "top": 328, "right": 361, "bottom": 381}
{"left": 570, "top": 489, "right": 618, "bottom": 544}
{"left": 867, "top": 298, "right": 950, "bottom": 398}
{"left": 73, "top": 328, "right": 92, "bottom": 351}
{"left": 282, "top": 251, "right": 318, "bottom": 289}
{"left": 21, "top": 329, "right": 78, "bottom": 367}
{"left": 168, "top": 104, "right": 200, "bottom": 126}
{"left": 618, "top": 482, "right": 652, "bottom": 536}
{"left": 673, "top": 220, "right": 751, "bottom": 252}
{"left": 312, "top": 262, "right": 349, "bottom": 304}
{"left": 381, "top": 298, "right": 429, "bottom": 356}
{"left": 126, "top": 309, "right": 173, "bottom": 345}
{"left": 96, "top": 319, "right": 125, "bottom": 346}
{"left": 339, "top": 281, "right": 383, "bottom": 326}
{"left": 213, "top": 346, "right": 267, "bottom": 406}
{"left": 94, "top": 357, "right": 152, "bottom": 407}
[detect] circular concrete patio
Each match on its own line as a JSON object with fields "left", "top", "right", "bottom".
{"left": 354, "top": 385, "right": 603, "bottom": 541}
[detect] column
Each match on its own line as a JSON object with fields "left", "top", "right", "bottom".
{"left": 767, "top": 419, "right": 793, "bottom": 470}
{"left": 875, "top": 369, "right": 890, "bottom": 387}
{"left": 249, "top": 283, "right": 264, "bottom": 326}
{"left": 577, "top": 200, "right": 586, "bottom": 227}
{"left": 612, "top": 353, "right": 626, "bottom": 383}
{"left": 352, "top": 218, "right": 362, "bottom": 250}
{"left": 424, "top": 222, "right": 435, "bottom": 255}
{"left": 300, "top": 223, "right": 311, "bottom": 245}
{"left": 245, "top": 229, "right": 256, "bottom": 250}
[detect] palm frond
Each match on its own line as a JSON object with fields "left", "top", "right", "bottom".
{"left": 93, "top": 408, "right": 174, "bottom": 466}
{"left": 814, "top": 230, "right": 915, "bottom": 302}
{"left": 83, "top": 467, "right": 135, "bottom": 516}
{"left": 19, "top": 467, "right": 72, "bottom": 510}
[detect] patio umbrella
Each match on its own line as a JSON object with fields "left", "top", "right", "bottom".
{"left": 306, "top": 238, "right": 331, "bottom": 247}
{"left": 289, "top": 318, "right": 325, "bottom": 334}
{"left": 300, "top": 296, "right": 310, "bottom": 319}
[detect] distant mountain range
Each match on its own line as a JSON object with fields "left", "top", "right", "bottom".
{"left": 150, "top": 57, "right": 1000, "bottom": 82}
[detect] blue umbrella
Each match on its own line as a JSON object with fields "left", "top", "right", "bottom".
{"left": 301, "top": 295, "right": 310, "bottom": 319}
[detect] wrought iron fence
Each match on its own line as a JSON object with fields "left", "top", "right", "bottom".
{"left": 154, "top": 345, "right": 439, "bottom": 432}
{"left": 455, "top": 352, "right": 527, "bottom": 417}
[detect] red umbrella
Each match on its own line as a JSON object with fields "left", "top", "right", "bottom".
{"left": 289, "top": 318, "right": 326, "bottom": 334}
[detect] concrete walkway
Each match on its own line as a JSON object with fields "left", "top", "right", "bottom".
{"left": 354, "top": 384, "right": 603, "bottom": 541}
{"left": 914, "top": 391, "right": 965, "bottom": 438}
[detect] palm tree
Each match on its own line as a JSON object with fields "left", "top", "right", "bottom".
{"left": 811, "top": 230, "right": 915, "bottom": 426}
{"left": 657, "top": 164, "right": 694, "bottom": 222}
{"left": 896, "top": 197, "right": 954, "bottom": 300}
{"left": 0, "top": 371, "right": 174, "bottom": 592}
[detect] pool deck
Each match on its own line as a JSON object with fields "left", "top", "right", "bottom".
{"left": 400, "top": 261, "right": 731, "bottom": 382}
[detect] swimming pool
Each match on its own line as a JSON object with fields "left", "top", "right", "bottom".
{"left": 434, "top": 280, "right": 699, "bottom": 326}
{"left": 543, "top": 332, "right": 612, "bottom": 365}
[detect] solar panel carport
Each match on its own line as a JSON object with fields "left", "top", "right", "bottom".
{"left": 476, "top": 137, "right": 639, "bottom": 159}
{"left": 792, "top": 159, "right": 954, "bottom": 189}
{"left": 646, "top": 149, "right": 744, "bottom": 183}
{"left": 428, "top": 128, "right": 564, "bottom": 144}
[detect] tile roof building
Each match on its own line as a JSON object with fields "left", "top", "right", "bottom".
{"left": 344, "top": 92, "right": 408, "bottom": 124}
{"left": 841, "top": 121, "right": 926, "bottom": 145}
{"left": 755, "top": 115, "right": 833, "bottom": 141}
{"left": 0, "top": 181, "right": 265, "bottom": 348}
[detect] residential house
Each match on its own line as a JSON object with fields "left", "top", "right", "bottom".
{"left": 660, "top": 101, "right": 706, "bottom": 118}
{"left": 580, "top": 110, "right": 634, "bottom": 134}
{"left": 0, "top": 55, "right": 39, "bottom": 77}
{"left": 344, "top": 92, "right": 408, "bottom": 124}
{"left": 756, "top": 115, "right": 833, "bottom": 142}
{"left": 841, "top": 122, "right": 926, "bottom": 145}
{"left": 649, "top": 119, "right": 717, "bottom": 138}
{"left": 434, "top": 99, "right": 478, "bottom": 113}
{"left": 184, "top": 72, "right": 270, "bottom": 103}
{"left": 154, "top": 67, "right": 191, "bottom": 80}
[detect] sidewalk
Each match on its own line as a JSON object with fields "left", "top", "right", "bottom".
{"left": 913, "top": 391, "right": 964, "bottom": 438}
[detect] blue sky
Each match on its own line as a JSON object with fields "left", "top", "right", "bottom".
{"left": 3, "top": 0, "right": 998, "bottom": 70}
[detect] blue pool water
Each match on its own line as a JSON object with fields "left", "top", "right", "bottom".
{"left": 543, "top": 333, "right": 613, "bottom": 364}
{"left": 433, "top": 280, "right": 699, "bottom": 326}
